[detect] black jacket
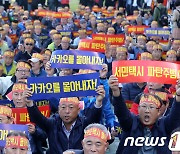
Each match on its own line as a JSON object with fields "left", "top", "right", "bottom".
{"left": 27, "top": 105, "right": 102, "bottom": 154}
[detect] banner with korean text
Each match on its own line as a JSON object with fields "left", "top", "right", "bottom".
{"left": 72, "top": 30, "right": 93, "bottom": 37}
{"left": 127, "top": 26, "right": 149, "bottom": 34}
{"left": 112, "top": 60, "right": 180, "bottom": 84}
{"left": 0, "top": 124, "right": 28, "bottom": 148}
{"left": 12, "top": 105, "right": 50, "bottom": 125}
{"left": 78, "top": 39, "right": 106, "bottom": 53}
{"left": 30, "top": 10, "right": 71, "bottom": 18}
{"left": 27, "top": 73, "right": 100, "bottom": 100}
{"left": 96, "top": 17, "right": 113, "bottom": 23}
{"left": 0, "top": 100, "right": 14, "bottom": 108}
{"left": 92, "top": 34, "right": 125, "bottom": 45}
{"left": 50, "top": 50, "right": 105, "bottom": 70}
{"left": 144, "top": 28, "right": 171, "bottom": 38}
{"left": 58, "top": 30, "right": 72, "bottom": 37}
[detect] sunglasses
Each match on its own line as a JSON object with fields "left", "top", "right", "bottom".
{"left": 25, "top": 43, "right": 33, "bottom": 46}
{"left": 23, "top": 18, "right": 28, "bottom": 20}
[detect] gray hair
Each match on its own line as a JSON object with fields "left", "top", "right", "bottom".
{"left": 84, "top": 123, "right": 109, "bottom": 136}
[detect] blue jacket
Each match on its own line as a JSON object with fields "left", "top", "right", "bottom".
{"left": 113, "top": 94, "right": 180, "bottom": 154}
{"left": 80, "top": 79, "right": 115, "bottom": 128}
{"left": 27, "top": 104, "right": 102, "bottom": 154}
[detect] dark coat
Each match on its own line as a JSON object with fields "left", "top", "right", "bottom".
{"left": 27, "top": 105, "right": 102, "bottom": 154}
{"left": 113, "top": 94, "right": 180, "bottom": 154}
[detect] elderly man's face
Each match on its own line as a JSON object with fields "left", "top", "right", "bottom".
{"left": 5, "top": 147, "right": 28, "bottom": 154}
{"left": 0, "top": 115, "right": 13, "bottom": 124}
{"left": 166, "top": 54, "right": 177, "bottom": 62}
{"left": 116, "top": 52, "right": 127, "bottom": 60}
{"left": 59, "top": 102, "right": 80, "bottom": 126}
{"left": 15, "top": 67, "right": 30, "bottom": 81}
{"left": 152, "top": 50, "right": 162, "bottom": 61}
{"left": 12, "top": 91, "right": 26, "bottom": 108}
{"left": 138, "top": 102, "right": 160, "bottom": 126}
{"left": 82, "top": 136, "right": 108, "bottom": 154}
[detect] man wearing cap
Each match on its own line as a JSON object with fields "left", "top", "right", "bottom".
{"left": 63, "top": 123, "right": 110, "bottom": 154}
{"left": 0, "top": 61, "right": 31, "bottom": 99}
{"left": 29, "top": 53, "right": 47, "bottom": 77}
{"left": 15, "top": 37, "right": 38, "bottom": 62}
{"left": 109, "top": 75, "right": 180, "bottom": 153}
{"left": 0, "top": 105, "right": 13, "bottom": 124}
{"left": 23, "top": 85, "right": 105, "bottom": 154}
{"left": 2, "top": 50, "right": 16, "bottom": 76}
{"left": 4, "top": 131, "right": 29, "bottom": 154}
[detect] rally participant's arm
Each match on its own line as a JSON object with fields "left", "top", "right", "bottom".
{"left": 109, "top": 75, "right": 133, "bottom": 131}
{"left": 84, "top": 85, "right": 105, "bottom": 126}
{"left": 164, "top": 79, "right": 180, "bottom": 134}
{"left": 23, "top": 88, "right": 53, "bottom": 132}
{"left": 100, "top": 66, "right": 116, "bottom": 128}
{"left": 45, "top": 61, "right": 56, "bottom": 77}
{"left": 27, "top": 124, "right": 47, "bottom": 141}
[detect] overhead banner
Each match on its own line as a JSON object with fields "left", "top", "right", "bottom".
{"left": 96, "top": 17, "right": 113, "bottom": 23}
{"left": 12, "top": 105, "right": 50, "bottom": 125}
{"left": 127, "top": 26, "right": 149, "bottom": 34}
{"left": 126, "top": 15, "right": 138, "bottom": 21}
{"left": 72, "top": 30, "right": 93, "bottom": 37}
{"left": 27, "top": 73, "right": 100, "bottom": 100}
{"left": 144, "top": 28, "right": 171, "bottom": 38}
{"left": 112, "top": 60, "right": 180, "bottom": 84}
{"left": 78, "top": 39, "right": 106, "bottom": 53}
{"left": 0, "top": 124, "right": 28, "bottom": 148}
{"left": 50, "top": 50, "right": 105, "bottom": 70}
{"left": 92, "top": 34, "right": 125, "bottom": 45}
{"left": 31, "top": 9, "right": 71, "bottom": 18}
{"left": 102, "top": 10, "right": 115, "bottom": 17}
{"left": 58, "top": 30, "right": 72, "bottom": 37}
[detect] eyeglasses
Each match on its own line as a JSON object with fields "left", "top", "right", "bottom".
{"left": 139, "top": 105, "right": 159, "bottom": 111}
{"left": 16, "top": 69, "right": 30, "bottom": 73}
{"left": 23, "top": 18, "right": 28, "bottom": 20}
{"left": 25, "top": 43, "right": 33, "bottom": 46}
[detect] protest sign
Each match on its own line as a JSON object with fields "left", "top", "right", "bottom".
{"left": 127, "top": 26, "right": 149, "bottom": 34}
{"left": 92, "top": 34, "right": 125, "bottom": 45}
{"left": 50, "top": 50, "right": 105, "bottom": 70}
{"left": 30, "top": 9, "right": 71, "bottom": 18}
{"left": 27, "top": 73, "right": 100, "bottom": 100}
{"left": 112, "top": 60, "right": 180, "bottom": 84}
{"left": 0, "top": 124, "right": 28, "bottom": 148}
{"left": 12, "top": 105, "right": 50, "bottom": 125}
{"left": 144, "top": 28, "right": 171, "bottom": 38}
{"left": 78, "top": 39, "right": 106, "bottom": 53}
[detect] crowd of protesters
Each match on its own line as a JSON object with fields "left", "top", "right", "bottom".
{"left": 0, "top": 0, "right": 180, "bottom": 154}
